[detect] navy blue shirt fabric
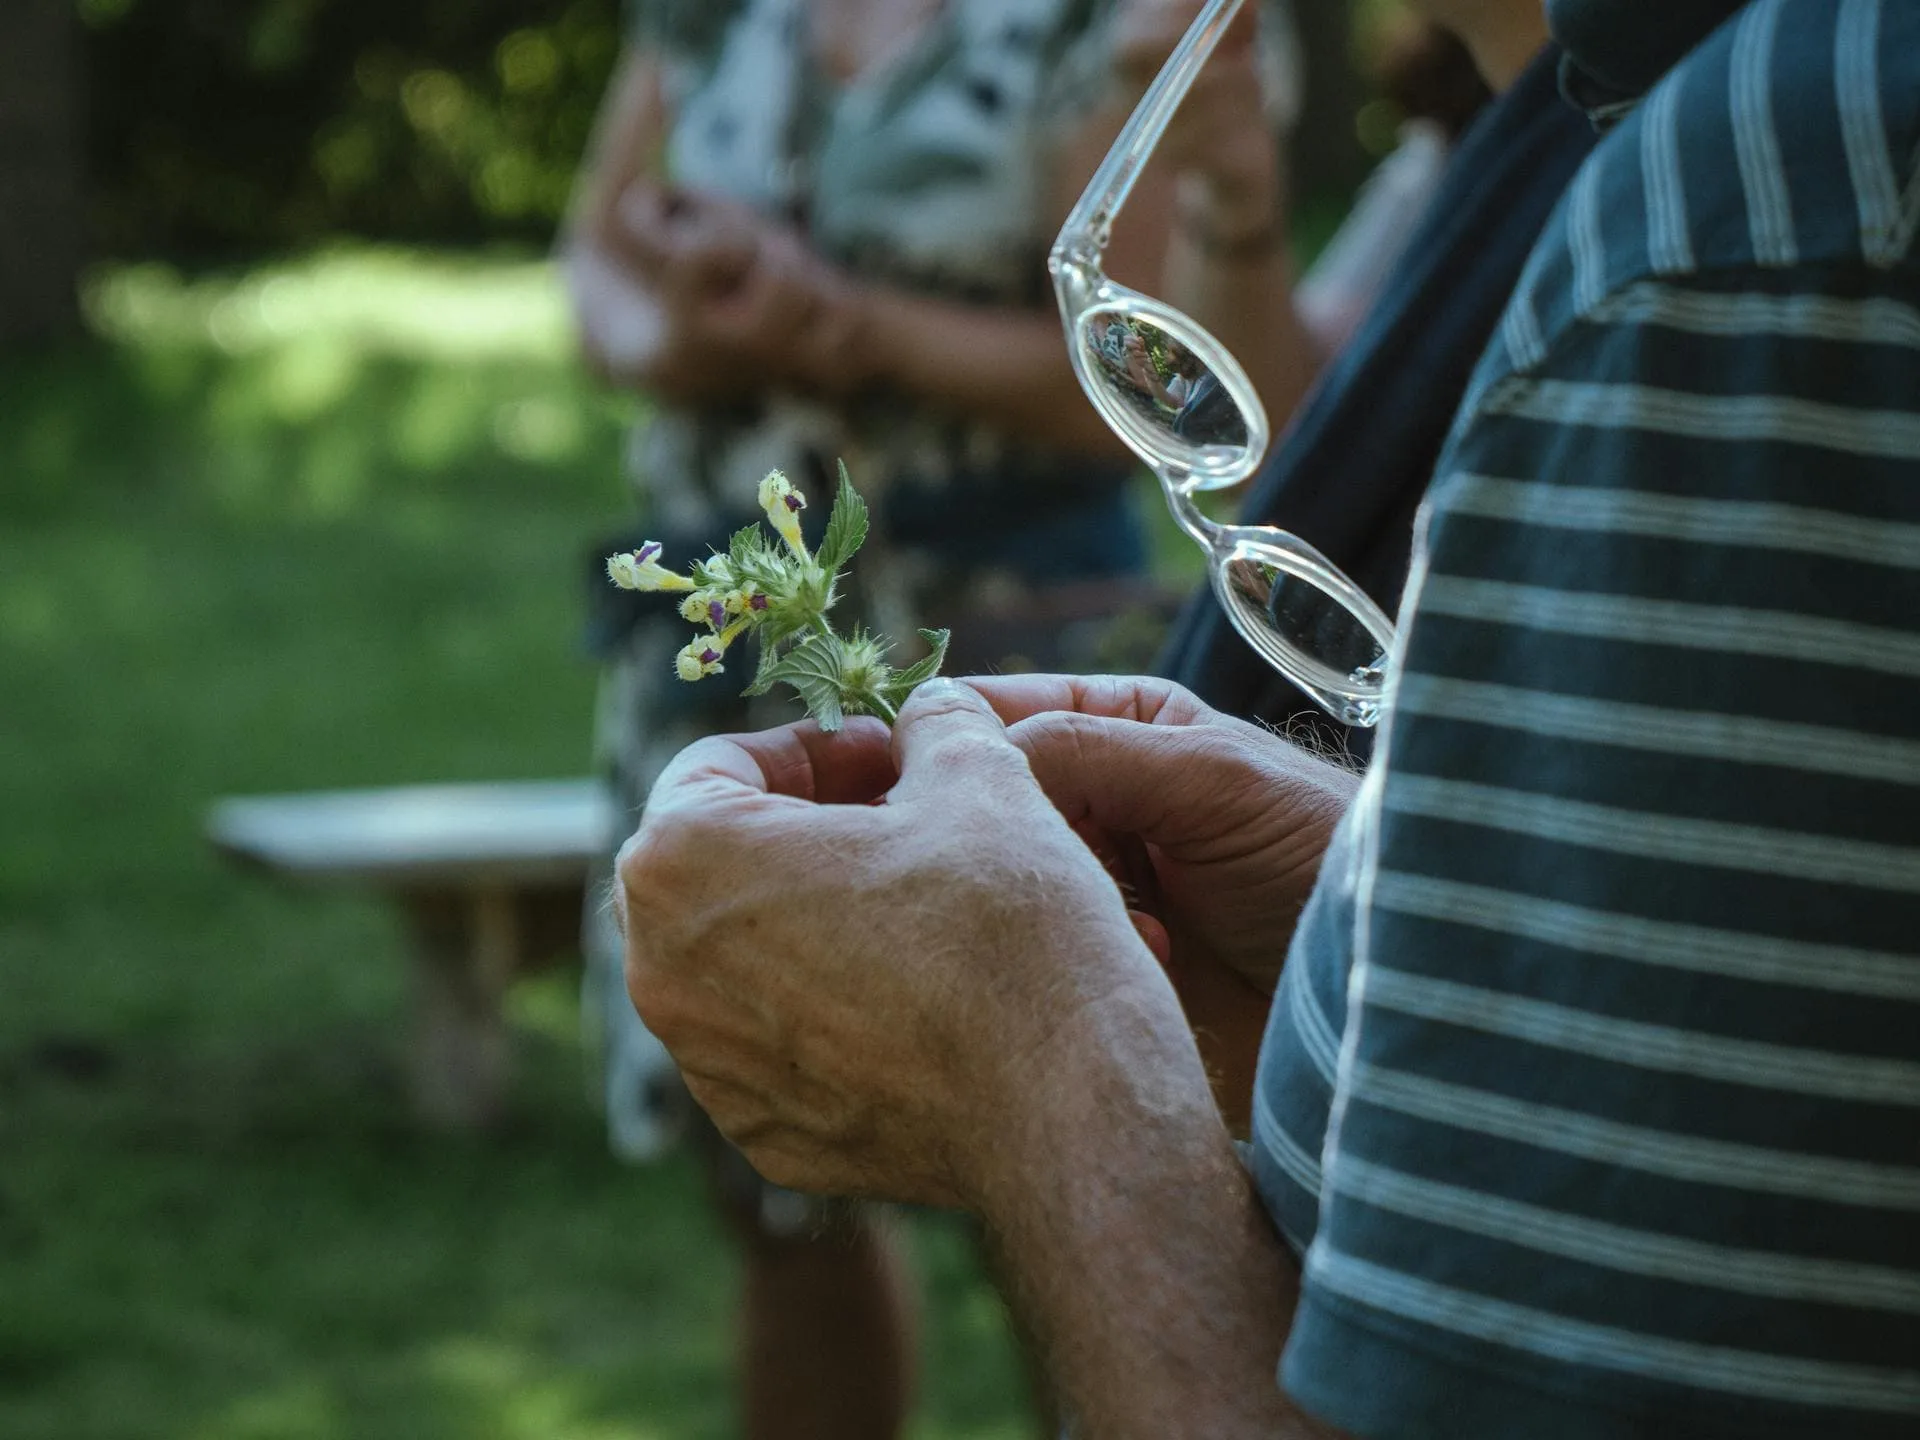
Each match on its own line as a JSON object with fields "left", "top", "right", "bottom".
{"left": 1254, "top": 2, "right": 1920, "bottom": 1435}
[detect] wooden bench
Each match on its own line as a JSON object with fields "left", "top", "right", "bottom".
{"left": 208, "top": 778, "right": 619, "bottom": 1130}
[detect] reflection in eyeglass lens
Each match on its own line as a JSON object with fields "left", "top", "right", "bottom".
{"left": 1083, "top": 314, "right": 1250, "bottom": 452}
{"left": 1223, "top": 556, "right": 1389, "bottom": 683}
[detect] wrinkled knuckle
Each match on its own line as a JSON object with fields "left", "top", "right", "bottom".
{"left": 615, "top": 816, "right": 673, "bottom": 886}
{"left": 1078, "top": 673, "right": 1132, "bottom": 719}
{"left": 925, "top": 725, "right": 1026, "bottom": 782}
{"left": 907, "top": 686, "right": 991, "bottom": 727}
{"left": 1053, "top": 710, "right": 1110, "bottom": 768}
{"left": 974, "top": 734, "right": 1039, "bottom": 787}
{"left": 679, "top": 1070, "right": 741, "bottom": 1133}
{"left": 1009, "top": 710, "right": 1094, "bottom": 777}
{"left": 623, "top": 966, "right": 683, "bottom": 1040}
{"left": 620, "top": 809, "right": 719, "bottom": 904}
{"left": 747, "top": 1146, "right": 812, "bottom": 1195}
{"left": 1136, "top": 675, "right": 1210, "bottom": 725}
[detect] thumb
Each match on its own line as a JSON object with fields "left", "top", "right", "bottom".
{"left": 889, "top": 678, "right": 1029, "bottom": 802}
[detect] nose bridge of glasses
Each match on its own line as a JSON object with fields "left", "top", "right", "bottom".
{"left": 1049, "top": 244, "right": 1104, "bottom": 324}
{"left": 1166, "top": 475, "right": 1222, "bottom": 547}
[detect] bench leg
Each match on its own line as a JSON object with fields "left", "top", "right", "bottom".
{"left": 403, "top": 887, "right": 519, "bottom": 1130}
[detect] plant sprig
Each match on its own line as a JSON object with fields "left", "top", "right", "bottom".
{"left": 606, "top": 462, "right": 949, "bottom": 730}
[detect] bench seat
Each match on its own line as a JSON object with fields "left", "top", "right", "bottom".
{"left": 209, "top": 778, "right": 620, "bottom": 1130}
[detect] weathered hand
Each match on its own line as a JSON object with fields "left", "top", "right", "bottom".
{"left": 970, "top": 675, "right": 1353, "bottom": 991}
{"left": 617, "top": 682, "right": 1176, "bottom": 1208}
{"left": 968, "top": 675, "right": 1355, "bottom": 1135}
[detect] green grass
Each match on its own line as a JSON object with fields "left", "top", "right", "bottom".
{"left": 0, "top": 249, "right": 1030, "bottom": 1440}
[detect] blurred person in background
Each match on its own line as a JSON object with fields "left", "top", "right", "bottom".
{"left": 614, "top": 0, "right": 1920, "bottom": 1433}
{"left": 562, "top": 1, "right": 1300, "bottom": 1435}
{"left": 1126, "top": 0, "right": 1597, "bottom": 753}
{"left": 1108, "top": 1, "right": 1488, "bottom": 433}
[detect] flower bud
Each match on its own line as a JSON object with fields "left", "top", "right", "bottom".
{"left": 607, "top": 545, "right": 696, "bottom": 592}
{"left": 757, "top": 470, "right": 808, "bottom": 556}
{"left": 674, "top": 638, "right": 727, "bottom": 682}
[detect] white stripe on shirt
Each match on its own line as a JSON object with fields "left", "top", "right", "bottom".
{"left": 1370, "top": 868, "right": 1920, "bottom": 1000}
{"left": 1385, "top": 773, "right": 1920, "bottom": 894}
{"left": 1393, "top": 673, "right": 1920, "bottom": 786}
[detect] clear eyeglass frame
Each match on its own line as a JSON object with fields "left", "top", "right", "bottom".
{"left": 1049, "top": 0, "right": 1397, "bottom": 727}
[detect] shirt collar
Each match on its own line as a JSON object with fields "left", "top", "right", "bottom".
{"left": 1547, "top": 0, "right": 1748, "bottom": 125}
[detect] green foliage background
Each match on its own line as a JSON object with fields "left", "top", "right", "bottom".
{"left": 81, "top": 0, "right": 624, "bottom": 259}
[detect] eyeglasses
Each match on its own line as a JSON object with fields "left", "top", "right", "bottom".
{"left": 1050, "top": 0, "right": 1395, "bottom": 726}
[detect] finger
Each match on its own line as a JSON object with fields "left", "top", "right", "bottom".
{"left": 646, "top": 716, "right": 896, "bottom": 817}
{"left": 1006, "top": 710, "right": 1230, "bottom": 841}
{"left": 677, "top": 209, "right": 760, "bottom": 289}
{"left": 617, "top": 187, "right": 751, "bottom": 303}
{"left": 887, "top": 677, "right": 1030, "bottom": 803}
{"left": 746, "top": 716, "right": 899, "bottom": 804}
{"left": 964, "top": 673, "right": 1216, "bottom": 728}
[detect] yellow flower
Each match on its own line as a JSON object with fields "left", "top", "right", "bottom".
{"left": 675, "top": 638, "right": 726, "bottom": 682}
{"left": 607, "top": 542, "right": 696, "bottom": 592}
{"left": 671, "top": 615, "right": 753, "bottom": 682}
{"left": 757, "top": 470, "right": 808, "bottom": 557}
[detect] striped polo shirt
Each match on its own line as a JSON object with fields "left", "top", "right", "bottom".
{"left": 1249, "top": 1, "right": 1920, "bottom": 1435}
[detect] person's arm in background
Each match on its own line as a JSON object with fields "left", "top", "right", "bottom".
{"left": 571, "top": 45, "right": 670, "bottom": 261}
{"left": 578, "top": 29, "right": 1190, "bottom": 458}
{"left": 752, "top": 99, "right": 1187, "bottom": 459}
{"left": 565, "top": 46, "right": 771, "bottom": 404}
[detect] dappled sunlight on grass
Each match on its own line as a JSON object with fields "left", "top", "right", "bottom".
{"left": 3, "top": 249, "right": 635, "bottom": 527}
{"left": 0, "top": 247, "right": 1031, "bottom": 1440}
{"left": 88, "top": 251, "right": 579, "bottom": 364}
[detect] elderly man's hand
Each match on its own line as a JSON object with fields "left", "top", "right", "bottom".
{"left": 961, "top": 675, "right": 1356, "bottom": 1135}
{"left": 974, "top": 674, "right": 1356, "bottom": 996}
{"left": 617, "top": 681, "right": 1175, "bottom": 1209}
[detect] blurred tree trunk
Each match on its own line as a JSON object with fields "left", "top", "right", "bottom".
{"left": 1288, "top": 0, "right": 1370, "bottom": 207}
{"left": 0, "top": 0, "right": 85, "bottom": 350}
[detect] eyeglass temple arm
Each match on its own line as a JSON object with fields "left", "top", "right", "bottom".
{"left": 1051, "top": 0, "right": 1250, "bottom": 269}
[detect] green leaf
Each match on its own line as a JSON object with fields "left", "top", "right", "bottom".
{"left": 882, "top": 628, "right": 951, "bottom": 705}
{"left": 751, "top": 633, "right": 847, "bottom": 731}
{"left": 741, "top": 634, "right": 784, "bottom": 697}
{"left": 815, "top": 461, "right": 869, "bottom": 575}
{"left": 728, "top": 524, "right": 767, "bottom": 568}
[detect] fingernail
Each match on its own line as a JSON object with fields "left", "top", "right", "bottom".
{"left": 914, "top": 677, "right": 963, "bottom": 701}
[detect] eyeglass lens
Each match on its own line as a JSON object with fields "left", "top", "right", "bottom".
{"left": 1076, "top": 311, "right": 1254, "bottom": 477}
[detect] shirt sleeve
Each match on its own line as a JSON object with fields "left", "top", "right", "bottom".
{"left": 1280, "top": 265, "right": 1920, "bottom": 1440}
